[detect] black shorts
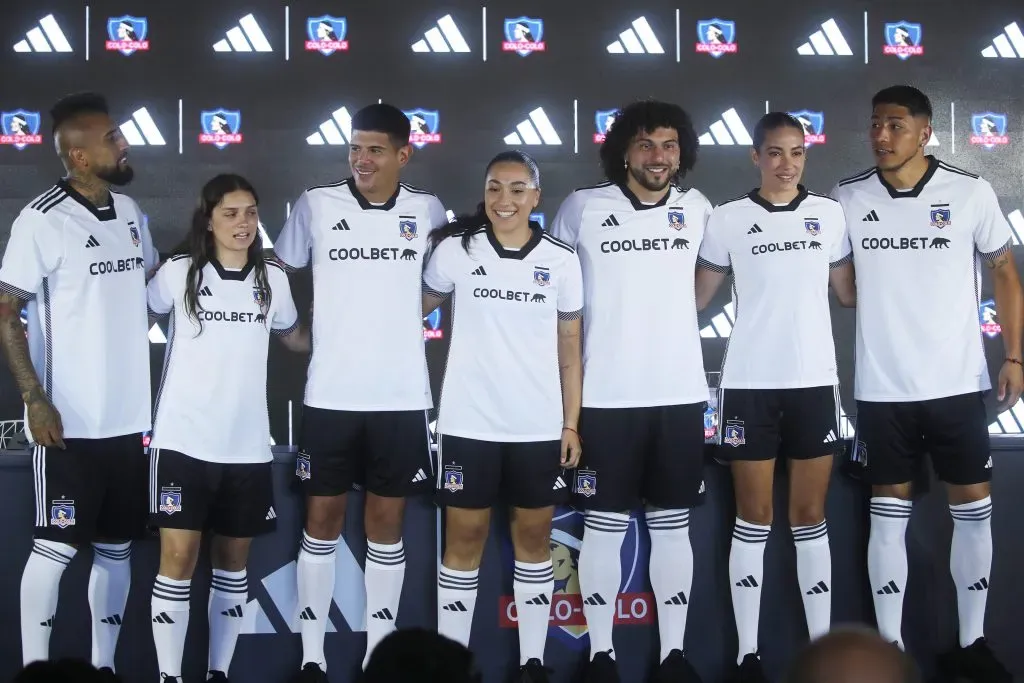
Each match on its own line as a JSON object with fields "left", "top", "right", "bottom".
{"left": 33, "top": 434, "right": 148, "bottom": 543}
{"left": 573, "top": 403, "right": 707, "bottom": 511}
{"left": 149, "top": 449, "right": 276, "bottom": 538}
{"left": 296, "top": 406, "right": 433, "bottom": 497}
{"left": 716, "top": 386, "right": 842, "bottom": 462}
{"left": 435, "top": 435, "right": 568, "bottom": 509}
{"left": 852, "top": 392, "right": 991, "bottom": 486}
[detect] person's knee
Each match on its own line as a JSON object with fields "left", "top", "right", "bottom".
{"left": 510, "top": 510, "right": 552, "bottom": 556}
{"left": 444, "top": 512, "right": 490, "bottom": 567}
{"left": 210, "top": 537, "right": 251, "bottom": 572}
{"left": 305, "top": 495, "right": 347, "bottom": 539}
{"left": 159, "top": 537, "right": 200, "bottom": 579}
{"left": 364, "top": 494, "right": 405, "bottom": 543}
{"left": 789, "top": 501, "right": 825, "bottom": 528}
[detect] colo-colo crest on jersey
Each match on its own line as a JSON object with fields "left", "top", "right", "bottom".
{"left": 306, "top": 16, "right": 348, "bottom": 55}
{"left": 106, "top": 16, "right": 149, "bottom": 55}
{"left": 0, "top": 110, "right": 42, "bottom": 150}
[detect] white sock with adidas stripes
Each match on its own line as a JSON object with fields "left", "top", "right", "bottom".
{"left": 151, "top": 575, "right": 191, "bottom": 679}
{"left": 729, "top": 518, "right": 770, "bottom": 663}
{"left": 437, "top": 565, "right": 479, "bottom": 647}
{"left": 646, "top": 508, "right": 693, "bottom": 662}
{"left": 89, "top": 542, "right": 132, "bottom": 671}
{"left": 950, "top": 496, "right": 993, "bottom": 648}
{"left": 792, "top": 521, "right": 831, "bottom": 640}
{"left": 296, "top": 532, "right": 338, "bottom": 669}
{"left": 867, "top": 497, "right": 911, "bottom": 648}
{"left": 20, "top": 539, "right": 77, "bottom": 665}
{"left": 577, "top": 511, "right": 630, "bottom": 660}
{"left": 513, "top": 559, "right": 555, "bottom": 665}
{"left": 363, "top": 540, "right": 406, "bottom": 669}
{"left": 208, "top": 568, "right": 247, "bottom": 675}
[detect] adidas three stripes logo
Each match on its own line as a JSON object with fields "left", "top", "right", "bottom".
{"left": 747, "top": 224, "right": 763, "bottom": 234}
{"left": 221, "top": 606, "right": 244, "bottom": 618}
{"left": 806, "top": 581, "right": 830, "bottom": 595}
{"left": 601, "top": 215, "right": 620, "bottom": 227}
{"left": 863, "top": 210, "right": 880, "bottom": 222}
{"left": 471, "top": 266, "right": 487, "bottom": 276}
{"left": 298, "top": 606, "right": 317, "bottom": 620}
{"left": 85, "top": 235, "right": 100, "bottom": 248}
{"left": 876, "top": 580, "right": 901, "bottom": 595}
{"left": 664, "top": 591, "right": 687, "bottom": 606}
{"left": 735, "top": 574, "right": 759, "bottom": 588}
{"left": 332, "top": 219, "right": 351, "bottom": 231}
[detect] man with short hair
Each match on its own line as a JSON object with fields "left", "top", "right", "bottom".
{"left": 833, "top": 85, "right": 1021, "bottom": 682}
{"left": 276, "top": 103, "right": 448, "bottom": 682}
{"left": 0, "top": 92, "right": 158, "bottom": 677}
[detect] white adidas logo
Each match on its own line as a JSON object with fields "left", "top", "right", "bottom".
{"left": 411, "top": 15, "right": 470, "bottom": 53}
{"left": 265, "top": 507, "right": 277, "bottom": 521}
{"left": 552, "top": 476, "right": 566, "bottom": 491}
{"left": 823, "top": 429, "right": 838, "bottom": 444}
{"left": 411, "top": 469, "right": 428, "bottom": 483}
{"left": 503, "top": 108, "right": 561, "bottom": 145}
{"left": 698, "top": 108, "right": 752, "bottom": 146}
{"left": 1007, "top": 210, "right": 1024, "bottom": 245}
{"left": 797, "top": 18, "right": 852, "bottom": 56}
{"left": 700, "top": 301, "right": 737, "bottom": 338}
{"left": 990, "top": 397, "right": 1024, "bottom": 435}
{"left": 981, "top": 22, "right": 1024, "bottom": 58}
{"left": 306, "top": 107, "right": 352, "bottom": 145}
{"left": 213, "top": 14, "right": 272, "bottom": 52}
{"left": 606, "top": 16, "right": 664, "bottom": 54}
{"left": 13, "top": 14, "right": 72, "bottom": 53}
{"left": 119, "top": 108, "right": 165, "bottom": 146}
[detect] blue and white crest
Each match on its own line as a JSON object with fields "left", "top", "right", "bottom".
{"left": 253, "top": 287, "right": 268, "bottom": 306}
{"left": 400, "top": 219, "right": 418, "bottom": 240}
{"left": 696, "top": 19, "right": 736, "bottom": 58}
{"left": 805, "top": 220, "right": 821, "bottom": 236}
{"left": 200, "top": 109, "right": 242, "bottom": 150}
{"left": 703, "top": 403, "right": 718, "bottom": 440}
{"left": 106, "top": 15, "right": 148, "bottom": 56}
{"left": 404, "top": 109, "right": 441, "bottom": 150}
{"left": 668, "top": 210, "right": 686, "bottom": 230}
{"left": 295, "top": 452, "right": 311, "bottom": 480}
{"left": 129, "top": 225, "right": 141, "bottom": 246}
{"left": 930, "top": 207, "right": 951, "bottom": 228}
{"left": 158, "top": 487, "right": 182, "bottom": 514}
{"left": 503, "top": 17, "right": 544, "bottom": 57}
{"left": 50, "top": 500, "right": 76, "bottom": 528}
{"left": 423, "top": 306, "right": 443, "bottom": 341}
{"left": 979, "top": 299, "right": 1001, "bottom": 338}
{"left": 884, "top": 21, "right": 922, "bottom": 60}
{"left": 575, "top": 472, "right": 597, "bottom": 497}
{"left": 789, "top": 110, "right": 826, "bottom": 146}
{"left": 443, "top": 467, "right": 464, "bottom": 492}
{"left": 1, "top": 110, "right": 42, "bottom": 151}
{"left": 723, "top": 421, "right": 746, "bottom": 447}
{"left": 529, "top": 212, "right": 545, "bottom": 229}
{"left": 306, "top": 15, "right": 348, "bottom": 56}
{"left": 594, "top": 110, "right": 617, "bottom": 142}
{"left": 534, "top": 268, "right": 551, "bottom": 287}
{"left": 971, "top": 113, "right": 1009, "bottom": 149}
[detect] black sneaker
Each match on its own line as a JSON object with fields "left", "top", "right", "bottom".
{"left": 936, "top": 637, "right": 1012, "bottom": 683}
{"left": 290, "top": 662, "right": 330, "bottom": 683}
{"left": 97, "top": 667, "right": 118, "bottom": 682}
{"left": 513, "top": 658, "right": 551, "bottom": 683}
{"left": 580, "top": 651, "right": 620, "bottom": 683}
{"left": 207, "top": 672, "right": 230, "bottom": 682}
{"left": 650, "top": 650, "right": 702, "bottom": 683}
{"left": 732, "top": 654, "right": 769, "bottom": 683}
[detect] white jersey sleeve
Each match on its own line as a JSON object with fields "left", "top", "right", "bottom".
{"left": 549, "top": 191, "right": 586, "bottom": 247}
{"left": 146, "top": 258, "right": 180, "bottom": 315}
{"left": 125, "top": 199, "right": 160, "bottom": 271}
{"left": 269, "top": 266, "right": 299, "bottom": 334}
{"left": 275, "top": 191, "right": 313, "bottom": 269}
{"left": 427, "top": 195, "right": 450, "bottom": 232}
{"left": 557, "top": 251, "right": 584, "bottom": 319}
{"left": 829, "top": 203, "right": 853, "bottom": 268}
{"left": 697, "top": 206, "right": 732, "bottom": 271}
{"left": 0, "top": 208, "right": 65, "bottom": 299}
{"left": 972, "top": 179, "right": 1013, "bottom": 256}
{"left": 422, "top": 239, "right": 456, "bottom": 295}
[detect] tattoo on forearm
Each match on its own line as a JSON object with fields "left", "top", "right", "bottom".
{"left": 0, "top": 301, "right": 43, "bottom": 400}
{"left": 985, "top": 252, "right": 1011, "bottom": 270}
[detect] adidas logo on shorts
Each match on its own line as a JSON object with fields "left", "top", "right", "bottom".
{"left": 822, "top": 429, "right": 838, "bottom": 444}
{"left": 265, "top": 506, "right": 276, "bottom": 520}
{"left": 411, "top": 468, "right": 428, "bottom": 483}
{"left": 552, "top": 476, "right": 566, "bottom": 491}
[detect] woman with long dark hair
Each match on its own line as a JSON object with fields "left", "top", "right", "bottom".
{"left": 146, "top": 174, "right": 310, "bottom": 683}
{"left": 423, "top": 151, "right": 584, "bottom": 683}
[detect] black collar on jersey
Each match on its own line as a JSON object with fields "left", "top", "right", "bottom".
{"left": 874, "top": 155, "right": 939, "bottom": 199}
{"left": 747, "top": 185, "right": 809, "bottom": 213}
{"left": 58, "top": 179, "right": 117, "bottom": 222}
{"left": 617, "top": 183, "right": 673, "bottom": 211}
{"left": 346, "top": 177, "right": 401, "bottom": 211}
{"left": 485, "top": 221, "right": 543, "bottom": 260}
{"left": 209, "top": 256, "right": 255, "bottom": 281}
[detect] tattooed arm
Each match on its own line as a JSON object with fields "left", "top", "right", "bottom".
{"left": 987, "top": 249, "right": 1024, "bottom": 410}
{"left": 0, "top": 293, "right": 64, "bottom": 447}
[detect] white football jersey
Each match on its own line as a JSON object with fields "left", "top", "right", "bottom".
{"left": 275, "top": 179, "right": 448, "bottom": 411}
{"left": 698, "top": 188, "right": 851, "bottom": 389}
{"left": 0, "top": 182, "right": 158, "bottom": 440}
{"left": 550, "top": 182, "right": 713, "bottom": 408}
{"left": 147, "top": 256, "right": 298, "bottom": 463}
{"left": 832, "top": 157, "right": 1012, "bottom": 402}
{"left": 423, "top": 226, "right": 584, "bottom": 442}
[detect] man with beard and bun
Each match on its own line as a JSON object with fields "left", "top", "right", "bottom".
{"left": 549, "top": 100, "right": 711, "bottom": 683}
{"left": 276, "top": 103, "right": 448, "bottom": 682}
{"left": 0, "top": 92, "right": 159, "bottom": 677}
{"left": 834, "top": 85, "right": 1021, "bottom": 681}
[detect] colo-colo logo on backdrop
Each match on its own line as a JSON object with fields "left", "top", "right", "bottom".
{"left": 502, "top": 17, "right": 545, "bottom": 56}
{"left": 403, "top": 109, "right": 442, "bottom": 149}
{"left": 789, "top": 110, "right": 827, "bottom": 146}
{"left": 970, "top": 113, "right": 1009, "bottom": 149}
{"left": 498, "top": 507, "right": 653, "bottom": 643}
{"left": 696, "top": 19, "right": 737, "bottom": 57}
{"left": 883, "top": 21, "right": 923, "bottom": 59}
{"left": 106, "top": 16, "right": 150, "bottom": 55}
{"left": 594, "top": 110, "right": 617, "bottom": 143}
{"left": 0, "top": 110, "right": 43, "bottom": 150}
{"left": 199, "top": 109, "right": 243, "bottom": 149}
{"left": 306, "top": 16, "right": 348, "bottom": 55}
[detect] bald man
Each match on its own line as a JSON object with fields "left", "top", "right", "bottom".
{"left": 783, "top": 627, "right": 920, "bottom": 683}
{"left": 0, "top": 92, "right": 158, "bottom": 679}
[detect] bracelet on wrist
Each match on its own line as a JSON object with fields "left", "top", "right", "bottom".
{"left": 1006, "top": 357, "right": 1023, "bottom": 367}
{"left": 562, "top": 426, "right": 581, "bottom": 440}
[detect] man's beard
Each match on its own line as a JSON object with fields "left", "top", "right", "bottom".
{"left": 96, "top": 163, "right": 135, "bottom": 186}
{"left": 628, "top": 164, "right": 674, "bottom": 192}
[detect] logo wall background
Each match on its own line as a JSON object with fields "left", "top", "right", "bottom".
{"left": 0, "top": 0, "right": 1023, "bottom": 435}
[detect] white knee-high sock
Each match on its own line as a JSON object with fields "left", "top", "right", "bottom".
{"left": 867, "top": 497, "right": 912, "bottom": 648}
{"left": 151, "top": 575, "right": 191, "bottom": 679}
{"left": 577, "top": 511, "right": 630, "bottom": 660}
{"left": 208, "top": 568, "right": 247, "bottom": 674}
{"left": 363, "top": 540, "right": 406, "bottom": 669}
{"left": 729, "top": 519, "right": 770, "bottom": 663}
{"left": 437, "top": 565, "right": 479, "bottom": 647}
{"left": 792, "top": 521, "right": 831, "bottom": 640}
{"left": 296, "top": 532, "right": 338, "bottom": 670}
{"left": 89, "top": 542, "right": 132, "bottom": 671}
{"left": 950, "top": 497, "right": 993, "bottom": 648}
{"left": 646, "top": 509, "right": 693, "bottom": 662}
{"left": 514, "top": 560, "right": 555, "bottom": 665}
{"left": 21, "top": 539, "right": 77, "bottom": 665}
